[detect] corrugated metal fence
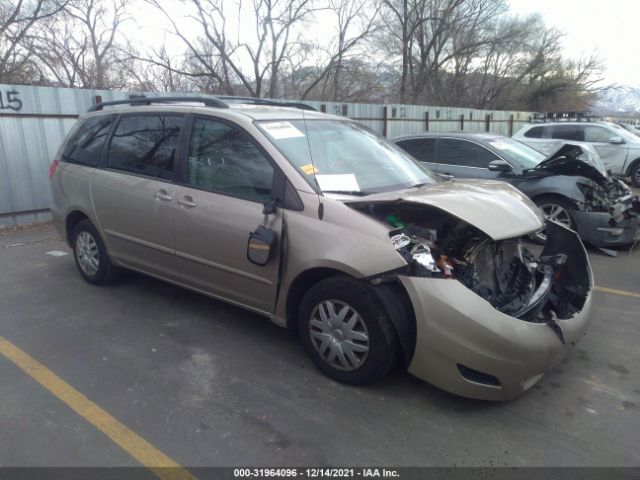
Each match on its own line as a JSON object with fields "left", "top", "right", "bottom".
{"left": 0, "top": 84, "right": 535, "bottom": 227}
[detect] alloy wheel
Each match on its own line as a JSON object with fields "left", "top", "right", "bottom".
{"left": 309, "top": 299, "right": 370, "bottom": 372}
{"left": 535, "top": 203, "right": 572, "bottom": 242}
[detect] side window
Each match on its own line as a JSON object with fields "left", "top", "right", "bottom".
{"left": 584, "top": 126, "right": 616, "bottom": 142}
{"left": 107, "top": 115, "right": 183, "bottom": 179}
{"left": 439, "top": 139, "right": 499, "bottom": 168}
{"left": 551, "top": 125, "right": 584, "bottom": 141}
{"left": 524, "top": 126, "right": 544, "bottom": 139}
{"left": 62, "top": 116, "right": 114, "bottom": 167}
{"left": 187, "top": 118, "right": 274, "bottom": 202}
{"left": 396, "top": 138, "right": 436, "bottom": 162}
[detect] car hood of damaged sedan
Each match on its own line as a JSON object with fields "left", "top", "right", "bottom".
{"left": 341, "top": 179, "right": 544, "bottom": 241}
{"left": 534, "top": 143, "right": 607, "bottom": 181}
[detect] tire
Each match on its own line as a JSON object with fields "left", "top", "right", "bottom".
{"left": 298, "top": 275, "right": 399, "bottom": 385}
{"left": 530, "top": 196, "right": 576, "bottom": 244}
{"left": 630, "top": 162, "right": 640, "bottom": 188}
{"left": 72, "top": 219, "right": 120, "bottom": 285}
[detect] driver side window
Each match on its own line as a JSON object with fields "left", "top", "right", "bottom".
{"left": 188, "top": 118, "right": 274, "bottom": 202}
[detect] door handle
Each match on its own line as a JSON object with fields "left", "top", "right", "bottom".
{"left": 178, "top": 195, "right": 197, "bottom": 208}
{"left": 154, "top": 189, "right": 173, "bottom": 201}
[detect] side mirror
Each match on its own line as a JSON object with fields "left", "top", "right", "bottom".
{"left": 488, "top": 159, "right": 513, "bottom": 172}
{"left": 247, "top": 225, "right": 274, "bottom": 266}
{"left": 608, "top": 136, "right": 625, "bottom": 145}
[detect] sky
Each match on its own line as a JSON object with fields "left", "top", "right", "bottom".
{"left": 131, "top": 0, "right": 640, "bottom": 87}
{"left": 508, "top": 0, "right": 639, "bottom": 86}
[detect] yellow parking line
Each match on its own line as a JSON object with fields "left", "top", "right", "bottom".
{"left": 0, "top": 336, "right": 196, "bottom": 480}
{"left": 594, "top": 286, "right": 640, "bottom": 299}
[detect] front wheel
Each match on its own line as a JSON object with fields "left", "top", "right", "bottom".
{"left": 298, "top": 276, "right": 399, "bottom": 385}
{"left": 531, "top": 197, "right": 576, "bottom": 244}
{"left": 72, "top": 219, "right": 121, "bottom": 285}
{"left": 630, "top": 163, "right": 640, "bottom": 188}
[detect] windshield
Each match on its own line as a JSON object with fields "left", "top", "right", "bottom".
{"left": 257, "top": 119, "right": 438, "bottom": 194}
{"left": 486, "top": 138, "right": 545, "bottom": 169}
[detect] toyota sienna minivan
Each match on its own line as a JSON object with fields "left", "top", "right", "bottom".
{"left": 49, "top": 96, "right": 593, "bottom": 400}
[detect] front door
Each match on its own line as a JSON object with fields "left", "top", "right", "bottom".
{"left": 583, "top": 125, "right": 629, "bottom": 174}
{"left": 173, "top": 116, "right": 282, "bottom": 313}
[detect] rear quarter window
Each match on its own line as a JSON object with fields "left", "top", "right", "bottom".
{"left": 524, "top": 126, "right": 544, "bottom": 138}
{"left": 62, "top": 116, "right": 114, "bottom": 167}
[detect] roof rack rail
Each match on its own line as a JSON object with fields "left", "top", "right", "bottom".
{"left": 223, "top": 96, "right": 316, "bottom": 111}
{"left": 88, "top": 95, "right": 229, "bottom": 112}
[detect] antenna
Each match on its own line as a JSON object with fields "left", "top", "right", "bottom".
{"left": 300, "top": 108, "right": 323, "bottom": 220}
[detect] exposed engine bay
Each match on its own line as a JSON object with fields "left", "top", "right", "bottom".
{"left": 354, "top": 203, "right": 591, "bottom": 328}
{"left": 576, "top": 177, "right": 638, "bottom": 220}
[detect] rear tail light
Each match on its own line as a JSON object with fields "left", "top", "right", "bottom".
{"left": 49, "top": 159, "right": 59, "bottom": 178}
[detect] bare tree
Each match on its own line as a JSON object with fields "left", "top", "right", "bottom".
{"left": 0, "top": 0, "right": 66, "bottom": 83}
{"left": 379, "top": 0, "right": 429, "bottom": 103}
{"left": 297, "top": 0, "right": 379, "bottom": 100}
{"left": 145, "top": 0, "right": 316, "bottom": 97}
{"left": 29, "top": 0, "right": 129, "bottom": 88}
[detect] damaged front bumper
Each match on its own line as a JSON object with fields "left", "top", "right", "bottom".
{"left": 574, "top": 196, "right": 640, "bottom": 246}
{"left": 400, "top": 222, "right": 593, "bottom": 401}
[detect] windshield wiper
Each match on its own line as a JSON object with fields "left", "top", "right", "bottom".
{"left": 410, "top": 182, "right": 434, "bottom": 188}
{"left": 322, "top": 190, "right": 370, "bottom": 196}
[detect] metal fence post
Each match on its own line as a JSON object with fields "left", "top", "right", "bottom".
{"left": 508, "top": 114, "right": 514, "bottom": 136}
{"left": 459, "top": 114, "right": 464, "bottom": 131}
{"left": 383, "top": 106, "right": 388, "bottom": 137}
{"left": 424, "top": 111, "right": 429, "bottom": 131}
{"left": 485, "top": 114, "right": 490, "bottom": 132}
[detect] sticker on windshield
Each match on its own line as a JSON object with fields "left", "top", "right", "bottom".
{"left": 261, "top": 121, "right": 305, "bottom": 139}
{"left": 300, "top": 163, "right": 319, "bottom": 175}
{"left": 315, "top": 174, "right": 360, "bottom": 192}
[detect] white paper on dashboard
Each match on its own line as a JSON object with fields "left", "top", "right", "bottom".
{"left": 260, "top": 121, "right": 306, "bottom": 139}
{"left": 315, "top": 174, "right": 361, "bottom": 192}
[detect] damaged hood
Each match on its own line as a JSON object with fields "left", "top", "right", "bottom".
{"left": 534, "top": 144, "right": 607, "bottom": 181}
{"left": 343, "top": 179, "right": 544, "bottom": 240}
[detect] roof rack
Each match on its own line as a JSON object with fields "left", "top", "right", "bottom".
{"left": 530, "top": 111, "right": 602, "bottom": 123}
{"left": 88, "top": 95, "right": 229, "bottom": 112}
{"left": 223, "top": 96, "right": 316, "bottom": 111}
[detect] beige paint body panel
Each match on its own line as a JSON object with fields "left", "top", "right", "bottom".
{"left": 172, "top": 186, "right": 281, "bottom": 313}
{"left": 401, "top": 277, "right": 593, "bottom": 401}
{"left": 90, "top": 169, "right": 179, "bottom": 280}
{"left": 343, "top": 179, "right": 544, "bottom": 240}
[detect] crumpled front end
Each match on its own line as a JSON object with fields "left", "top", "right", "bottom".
{"left": 401, "top": 221, "right": 593, "bottom": 400}
{"left": 351, "top": 198, "right": 593, "bottom": 400}
{"left": 536, "top": 153, "right": 640, "bottom": 246}
{"left": 574, "top": 178, "right": 640, "bottom": 246}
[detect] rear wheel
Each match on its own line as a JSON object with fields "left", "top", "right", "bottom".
{"left": 298, "top": 276, "right": 399, "bottom": 385}
{"left": 630, "top": 162, "right": 640, "bottom": 188}
{"left": 72, "top": 219, "right": 120, "bottom": 285}
{"left": 531, "top": 197, "right": 576, "bottom": 244}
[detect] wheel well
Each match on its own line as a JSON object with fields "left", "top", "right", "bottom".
{"left": 531, "top": 193, "right": 577, "bottom": 210}
{"left": 625, "top": 157, "right": 640, "bottom": 176}
{"left": 65, "top": 211, "right": 89, "bottom": 247}
{"left": 285, "top": 268, "right": 417, "bottom": 366}
{"left": 286, "top": 267, "right": 344, "bottom": 332}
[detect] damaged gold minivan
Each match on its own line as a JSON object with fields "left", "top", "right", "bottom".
{"left": 50, "top": 97, "right": 593, "bottom": 400}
